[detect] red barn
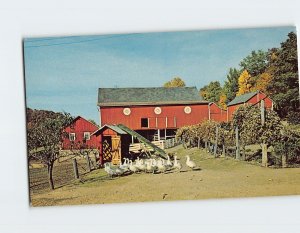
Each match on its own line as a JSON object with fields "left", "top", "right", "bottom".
{"left": 227, "top": 91, "right": 274, "bottom": 121}
{"left": 208, "top": 102, "right": 227, "bottom": 122}
{"left": 97, "top": 87, "right": 209, "bottom": 141}
{"left": 62, "top": 116, "right": 100, "bottom": 150}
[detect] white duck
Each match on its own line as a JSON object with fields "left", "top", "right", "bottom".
{"left": 166, "top": 155, "right": 173, "bottom": 169}
{"left": 157, "top": 158, "right": 167, "bottom": 173}
{"left": 104, "top": 163, "right": 116, "bottom": 178}
{"left": 185, "top": 155, "right": 196, "bottom": 170}
{"left": 173, "top": 156, "right": 182, "bottom": 171}
{"left": 129, "top": 160, "right": 138, "bottom": 173}
{"left": 119, "top": 159, "right": 129, "bottom": 172}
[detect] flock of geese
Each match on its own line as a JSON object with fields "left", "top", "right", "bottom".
{"left": 104, "top": 154, "right": 197, "bottom": 178}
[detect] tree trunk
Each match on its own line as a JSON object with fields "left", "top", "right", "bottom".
{"left": 282, "top": 153, "right": 287, "bottom": 168}
{"left": 197, "top": 137, "right": 200, "bottom": 149}
{"left": 261, "top": 143, "right": 268, "bottom": 167}
{"left": 47, "top": 163, "right": 54, "bottom": 190}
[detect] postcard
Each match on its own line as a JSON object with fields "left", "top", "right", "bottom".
{"left": 24, "top": 26, "right": 300, "bottom": 206}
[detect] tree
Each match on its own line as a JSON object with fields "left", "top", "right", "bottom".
{"left": 267, "top": 32, "right": 299, "bottom": 117}
{"left": 163, "top": 77, "right": 186, "bottom": 88}
{"left": 253, "top": 71, "right": 273, "bottom": 93}
{"left": 232, "top": 105, "right": 283, "bottom": 166}
{"left": 218, "top": 92, "right": 227, "bottom": 109}
{"left": 236, "top": 70, "right": 253, "bottom": 96}
{"left": 223, "top": 68, "right": 241, "bottom": 103}
{"left": 200, "top": 81, "right": 222, "bottom": 103}
{"left": 27, "top": 112, "right": 73, "bottom": 190}
{"left": 239, "top": 50, "right": 268, "bottom": 77}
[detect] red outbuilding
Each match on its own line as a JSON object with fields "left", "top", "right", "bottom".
{"left": 62, "top": 116, "right": 100, "bottom": 150}
{"left": 208, "top": 102, "right": 227, "bottom": 122}
{"left": 97, "top": 87, "right": 210, "bottom": 141}
{"left": 226, "top": 91, "right": 274, "bottom": 121}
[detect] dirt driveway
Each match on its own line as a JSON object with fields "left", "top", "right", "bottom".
{"left": 30, "top": 146, "right": 300, "bottom": 206}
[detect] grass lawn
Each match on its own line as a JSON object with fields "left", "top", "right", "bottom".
{"left": 29, "top": 145, "right": 300, "bottom": 207}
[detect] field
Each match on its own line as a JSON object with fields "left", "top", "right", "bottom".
{"left": 29, "top": 146, "right": 300, "bottom": 206}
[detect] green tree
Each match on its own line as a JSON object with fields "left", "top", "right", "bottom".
{"left": 223, "top": 68, "right": 241, "bottom": 103}
{"left": 267, "top": 32, "right": 299, "bottom": 117}
{"left": 232, "top": 105, "right": 283, "bottom": 166}
{"left": 200, "top": 81, "right": 222, "bottom": 103}
{"left": 163, "top": 77, "right": 186, "bottom": 88}
{"left": 239, "top": 50, "right": 268, "bottom": 77}
{"left": 27, "top": 112, "right": 73, "bottom": 190}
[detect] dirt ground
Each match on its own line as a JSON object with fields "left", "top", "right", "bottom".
{"left": 29, "top": 146, "right": 300, "bottom": 207}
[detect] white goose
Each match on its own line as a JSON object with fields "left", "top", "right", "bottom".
{"left": 104, "top": 163, "right": 116, "bottom": 178}
{"left": 129, "top": 160, "right": 138, "bottom": 173}
{"left": 173, "top": 156, "right": 182, "bottom": 171}
{"left": 157, "top": 158, "right": 167, "bottom": 173}
{"left": 166, "top": 155, "right": 173, "bottom": 169}
{"left": 185, "top": 155, "right": 196, "bottom": 170}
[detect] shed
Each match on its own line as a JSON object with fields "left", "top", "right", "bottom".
{"left": 227, "top": 91, "right": 274, "bottom": 121}
{"left": 92, "top": 124, "right": 167, "bottom": 165}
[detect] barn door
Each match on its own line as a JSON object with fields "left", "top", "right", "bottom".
{"left": 102, "top": 139, "right": 112, "bottom": 163}
{"left": 111, "top": 136, "right": 121, "bottom": 165}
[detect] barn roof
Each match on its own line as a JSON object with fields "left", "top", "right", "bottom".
{"left": 92, "top": 124, "right": 127, "bottom": 136}
{"left": 92, "top": 124, "right": 167, "bottom": 159}
{"left": 227, "top": 91, "right": 259, "bottom": 107}
{"left": 97, "top": 87, "right": 207, "bottom": 106}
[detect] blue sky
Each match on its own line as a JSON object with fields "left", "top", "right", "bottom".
{"left": 24, "top": 26, "right": 296, "bottom": 123}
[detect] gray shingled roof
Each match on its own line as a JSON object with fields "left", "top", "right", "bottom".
{"left": 227, "top": 91, "right": 258, "bottom": 106}
{"left": 98, "top": 87, "right": 207, "bottom": 106}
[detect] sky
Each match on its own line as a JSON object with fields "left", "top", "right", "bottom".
{"left": 24, "top": 26, "right": 296, "bottom": 123}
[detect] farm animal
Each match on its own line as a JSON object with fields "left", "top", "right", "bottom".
{"left": 129, "top": 160, "right": 138, "bottom": 173}
{"left": 104, "top": 163, "right": 117, "bottom": 178}
{"left": 146, "top": 160, "right": 153, "bottom": 173}
{"left": 185, "top": 155, "right": 197, "bottom": 170}
{"left": 157, "top": 158, "right": 167, "bottom": 173}
{"left": 173, "top": 156, "right": 182, "bottom": 171}
{"left": 119, "top": 159, "right": 129, "bottom": 172}
{"left": 166, "top": 155, "right": 173, "bottom": 169}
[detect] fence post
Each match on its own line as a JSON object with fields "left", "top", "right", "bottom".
{"left": 235, "top": 127, "right": 240, "bottom": 160}
{"left": 261, "top": 100, "right": 268, "bottom": 167}
{"left": 222, "top": 145, "right": 225, "bottom": 157}
{"left": 214, "top": 127, "right": 218, "bottom": 157}
{"left": 86, "top": 154, "right": 91, "bottom": 172}
{"left": 261, "top": 100, "right": 265, "bottom": 126}
{"left": 73, "top": 158, "right": 79, "bottom": 179}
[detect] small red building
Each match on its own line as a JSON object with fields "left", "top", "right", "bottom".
{"left": 208, "top": 102, "right": 227, "bottom": 122}
{"left": 62, "top": 116, "right": 100, "bottom": 150}
{"left": 97, "top": 87, "right": 210, "bottom": 140}
{"left": 227, "top": 91, "right": 274, "bottom": 121}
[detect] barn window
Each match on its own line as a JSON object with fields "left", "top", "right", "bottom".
{"left": 69, "top": 133, "right": 76, "bottom": 141}
{"left": 141, "top": 118, "right": 149, "bottom": 128}
{"left": 83, "top": 132, "right": 91, "bottom": 140}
